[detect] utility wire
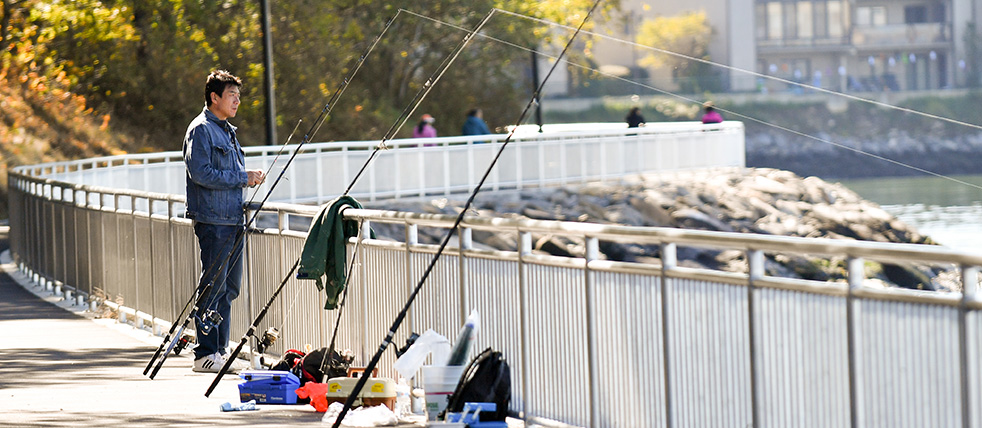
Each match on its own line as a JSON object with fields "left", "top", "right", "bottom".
{"left": 495, "top": 8, "right": 982, "bottom": 133}
{"left": 406, "top": 8, "right": 982, "bottom": 192}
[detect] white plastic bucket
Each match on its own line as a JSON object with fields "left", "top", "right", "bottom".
{"left": 421, "top": 365, "right": 465, "bottom": 421}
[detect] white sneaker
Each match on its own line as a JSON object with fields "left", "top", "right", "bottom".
{"left": 193, "top": 352, "right": 252, "bottom": 374}
{"left": 193, "top": 352, "right": 225, "bottom": 373}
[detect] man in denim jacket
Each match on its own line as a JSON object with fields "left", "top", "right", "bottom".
{"left": 183, "top": 70, "right": 264, "bottom": 373}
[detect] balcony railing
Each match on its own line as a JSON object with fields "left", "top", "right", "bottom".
{"left": 852, "top": 22, "right": 949, "bottom": 47}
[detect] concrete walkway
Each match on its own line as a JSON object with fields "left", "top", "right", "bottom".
{"left": 0, "top": 229, "right": 336, "bottom": 427}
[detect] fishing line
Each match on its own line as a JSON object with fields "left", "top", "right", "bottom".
{"left": 411, "top": 9, "right": 982, "bottom": 192}
{"left": 343, "top": 8, "right": 498, "bottom": 196}
{"left": 329, "top": 2, "right": 605, "bottom": 426}
{"left": 245, "top": 118, "right": 302, "bottom": 201}
{"left": 146, "top": 11, "right": 405, "bottom": 379}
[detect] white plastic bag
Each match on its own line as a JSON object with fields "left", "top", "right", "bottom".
{"left": 391, "top": 329, "right": 451, "bottom": 381}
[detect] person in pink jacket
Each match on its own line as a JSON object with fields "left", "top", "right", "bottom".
{"left": 701, "top": 102, "right": 723, "bottom": 124}
{"left": 412, "top": 114, "right": 437, "bottom": 138}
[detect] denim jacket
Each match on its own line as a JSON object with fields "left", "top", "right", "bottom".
{"left": 183, "top": 106, "right": 248, "bottom": 225}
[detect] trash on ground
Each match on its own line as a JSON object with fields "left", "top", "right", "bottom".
{"left": 322, "top": 401, "right": 398, "bottom": 427}
{"left": 219, "top": 400, "right": 258, "bottom": 412}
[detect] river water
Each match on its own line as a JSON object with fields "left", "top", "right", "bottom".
{"left": 840, "top": 175, "right": 982, "bottom": 253}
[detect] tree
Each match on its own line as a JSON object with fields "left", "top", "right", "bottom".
{"left": 635, "top": 10, "right": 721, "bottom": 93}
{"left": 3, "top": 0, "right": 617, "bottom": 151}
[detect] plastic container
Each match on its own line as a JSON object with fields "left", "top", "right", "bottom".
{"left": 421, "top": 365, "right": 466, "bottom": 421}
{"left": 324, "top": 377, "right": 397, "bottom": 410}
{"left": 237, "top": 370, "right": 300, "bottom": 404}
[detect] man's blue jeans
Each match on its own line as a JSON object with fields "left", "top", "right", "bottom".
{"left": 192, "top": 222, "right": 244, "bottom": 360}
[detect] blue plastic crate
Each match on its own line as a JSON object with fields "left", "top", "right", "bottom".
{"left": 237, "top": 370, "right": 300, "bottom": 404}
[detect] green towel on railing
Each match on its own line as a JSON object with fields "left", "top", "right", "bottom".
{"left": 296, "top": 195, "right": 370, "bottom": 309}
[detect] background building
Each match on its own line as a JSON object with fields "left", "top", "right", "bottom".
{"left": 589, "top": 0, "right": 981, "bottom": 94}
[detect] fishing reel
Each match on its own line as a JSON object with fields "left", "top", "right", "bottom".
{"left": 173, "top": 332, "right": 195, "bottom": 356}
{"left": 197, "top": 309, "right": 223, "bottom": 334}
{"left": 255, "top": 327, "right": 279, "bottom": 354}
{"left": 394, "top": 332, "right": 420, "bottom": 358}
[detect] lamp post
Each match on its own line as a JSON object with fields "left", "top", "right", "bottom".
{"left": 261, "top": 0, "right": 277, "bottom": 146}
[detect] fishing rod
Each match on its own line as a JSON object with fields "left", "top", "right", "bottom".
{"left": 330, "top": 2, "right": 605, "bottom": 426}
{"left": 144, "top": 12, "right": 404, "bottom": 379}
{"left": 203, "top": 7, "right": 496, "bottom": 394}
{"left": 142, "top": 119, "right": 304, "bottom": 378}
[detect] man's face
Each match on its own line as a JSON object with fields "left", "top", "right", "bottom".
{"left": 210, "top": 85, "right": 240, "bottom": 120}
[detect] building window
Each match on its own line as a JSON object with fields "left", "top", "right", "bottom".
{"left": 856, "top": 6, "right": 886, "bottom": 27}
{"left": 756, "top": 0, "right": 847, "bottom": 42}
{"left": 767, "top": 2, "right": 783, "bottom": 40}
{"left": 905, "top": 6, "right": 927, "bottom": 24}
{"left": 756, "top": 4, "right": 767, "bottom": 39}
{"left": 814, "top": 1, "right": 828, "bottom": 38}
{"left": 783, "top": 2, "right": 797, "bottom": 38}
{"left": 797, "top": 1, "right": 813, "bottom": 39}
{"left": 828, "top": 1, "right": 844, "bottom": 37}
{"left": 929, "top": 3, "right": 945, "bottom": 23}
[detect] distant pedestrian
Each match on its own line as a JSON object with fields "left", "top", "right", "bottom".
{"left": 461, "top": 108, "right": 491, "bottom": 136}
{"left": 626, "top": 107, "right": 645, "bottom": 128}
{"left": 412, "top": 114, "right": 437, "bottom": 139}
{"left": 701, "top": 102, "right": 723, "bottom": 124}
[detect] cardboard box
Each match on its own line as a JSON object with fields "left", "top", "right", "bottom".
{"left": 237, "top": 370, "right": 300, "bottom": 404}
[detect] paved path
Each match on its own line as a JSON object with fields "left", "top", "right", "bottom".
{"left": 0, "top": 229, "right": 332, "bottom": 427}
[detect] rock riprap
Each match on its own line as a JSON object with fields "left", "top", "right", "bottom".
{"left": 367, "top": 167, "right": 958, "bottom": 291}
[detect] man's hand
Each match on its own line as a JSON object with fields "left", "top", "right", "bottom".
{"left": 246, "top": 170, "right": 265, "bottom": 187}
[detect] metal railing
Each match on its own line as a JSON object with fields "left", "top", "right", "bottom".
{"left": 8, "top": 125, "right": 982, "bottom": 427}
{"left": 29, "top": 121, "right": 744, "bottom": 205}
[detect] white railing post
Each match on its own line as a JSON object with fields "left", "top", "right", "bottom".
{"left": 518, "top": 230, "right": 532, "bottom": 418}
{"left": 747, "top": 249, "right": 764, "bottom": 428}
{"left": 960, "top": 265, "right": 978, "bottom": 428}
{"left": 584, "top": 236, "right": 600, "bottom": 428}
{"left": 660, "top": 242, "right": 677, "bottom": 428}
{"left": 847, "top": 256, "right": 865, "bottom": 428}
{"left": 458, "top": 227, "right": 472, "bottom": 323}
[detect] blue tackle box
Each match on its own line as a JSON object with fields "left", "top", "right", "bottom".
{"left": 237, "top": 370, "right": 300, "bottom": 404}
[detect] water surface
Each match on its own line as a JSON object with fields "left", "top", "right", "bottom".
{"left": 839, "top": 175, "right": 982, "bottom": 253}
{"left": 842, "top": 175, "right": 982, "bottom": 252}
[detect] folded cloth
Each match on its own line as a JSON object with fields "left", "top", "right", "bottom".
{"left": 296, "top": 195, "right": 370, "bottom": 309}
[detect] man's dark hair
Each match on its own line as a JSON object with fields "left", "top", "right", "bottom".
{"left": 467, "top": 108, "right": 481, "bottom": 117}
{"left": 204, "top": 70, "right": 242, "bottom": 106}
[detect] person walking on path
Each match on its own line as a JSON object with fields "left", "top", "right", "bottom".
{"left": 626, "top": 107, "right": 645, "bottom": 128}
{"left": 461, "top": 108, "right": 491, "bottom": 136}
{"left": 183, "top": 69, "right": 263, "bottom": 373}
{"left": 412, "top": 114, "right": 438, "bottom": 139}
{"left": 701, "top": 101, "right": 723, "bottom": 124}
